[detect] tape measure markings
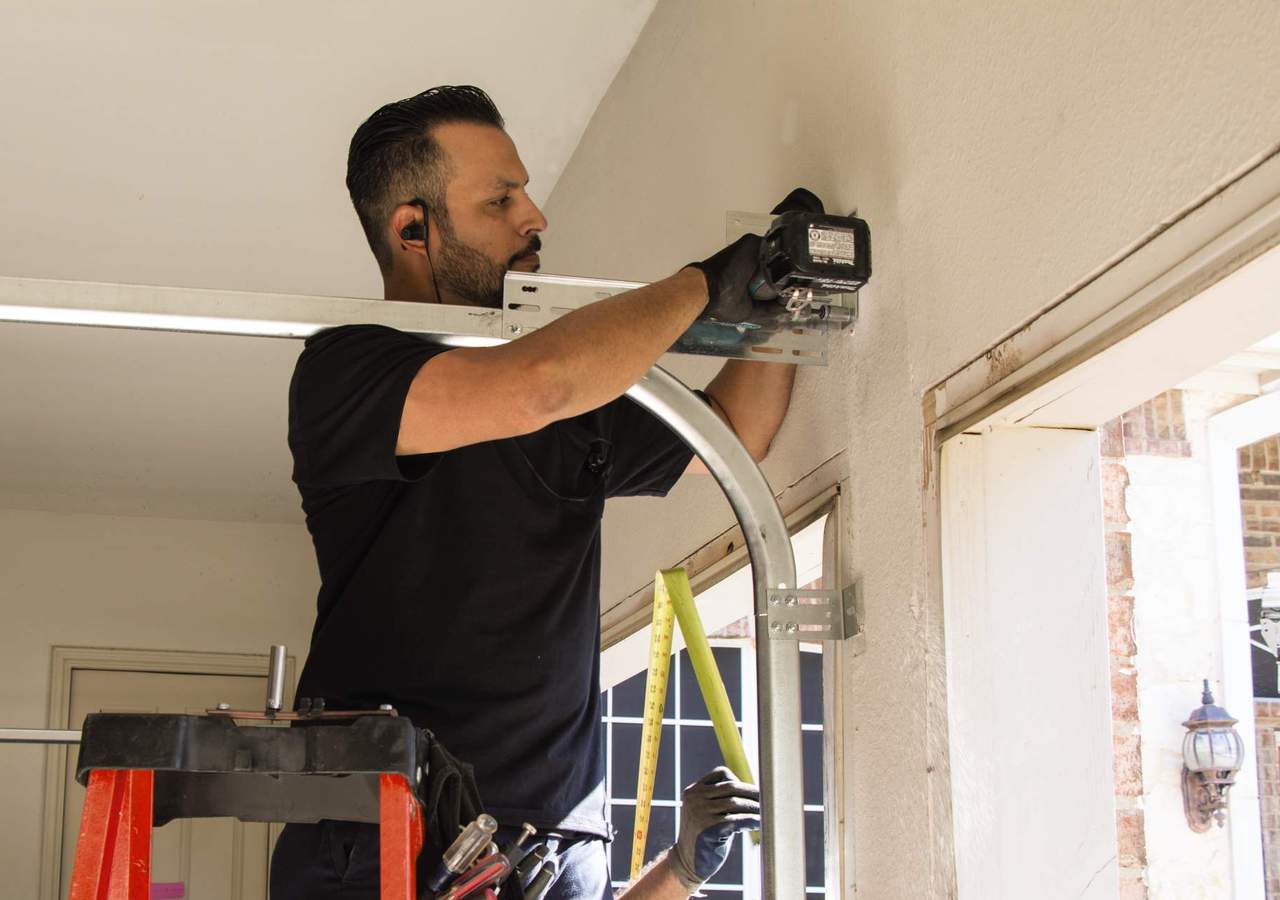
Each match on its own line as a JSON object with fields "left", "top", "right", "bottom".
{"left": 630, "top": 570, "right": 674, "bottom": 879}
{"left": 629, "top": 568, "right": 757, "bottom": 879}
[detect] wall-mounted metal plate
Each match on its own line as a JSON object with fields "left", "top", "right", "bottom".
{"left": 764, "top": 584, "right": 860, "bottom": 641}
{"left": 503, "top": 271, "right": 851, "bottom": 366}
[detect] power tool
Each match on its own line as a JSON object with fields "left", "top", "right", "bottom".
{"left": 749, "top": 187, "right": 872, "bottom": 317}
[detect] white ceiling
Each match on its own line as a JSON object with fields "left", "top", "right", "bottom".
{"left": 0, "top": 1, "right": 657, "bottom": 300}
{"left": 1181, "top": 328, "right": 1280, "bottom": 396}
{"left": 0, "top": 322, "right": 303, "bottom": 521}
{"left": 0, "top": 1, "right": 658, "bottom": 523}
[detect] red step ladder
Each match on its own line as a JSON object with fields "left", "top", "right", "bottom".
{"left": 67, "top": 712, "right": 425, "bottom": 900}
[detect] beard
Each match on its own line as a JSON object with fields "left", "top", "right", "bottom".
{"left": 435, "top": 219, "right": 541, "bottom": 309}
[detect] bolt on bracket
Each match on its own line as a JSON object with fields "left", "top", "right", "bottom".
{"left": 764, "top": 583, "right": 860, "bottom": 641}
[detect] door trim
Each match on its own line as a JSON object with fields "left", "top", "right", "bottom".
{"left": 927, "top": 146, "right": 1280, "bottom": 441}
{"left": 1207, "top": 391, "right": 1280, "bottom": 898}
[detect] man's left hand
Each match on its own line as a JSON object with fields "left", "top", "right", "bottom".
{"left": 667, "top": 766, "right": 762, "bottom": 891}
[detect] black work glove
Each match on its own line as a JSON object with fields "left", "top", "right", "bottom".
{"left": 687, "top": 187, "right": 827, "bottom": 320}
{"left": 686, "top": 233, "right": 764, "bottom": 323}
{"left": 772, "top": 186, "right": 824, "bottom": 216}
{"left": 667, "top": 766, "right": 762, "bottom": 891}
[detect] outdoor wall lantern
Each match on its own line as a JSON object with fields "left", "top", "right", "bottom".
{"left": 1181, "top": 679, "right": 1245, "bottom": 832}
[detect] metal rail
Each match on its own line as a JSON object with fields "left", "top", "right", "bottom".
{"left": 627, "top": 367, "right": 803, "bottom": 899}
{"left": 0, "top": 272, "right": 853, "bottom": 366}
{"left": 0, "top": 728, "right": 81, "bottom": 744}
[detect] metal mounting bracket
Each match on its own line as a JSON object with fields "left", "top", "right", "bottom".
{"left": 502, "top": 271, "right": 855, "bottom": 366}
{"left": 764, "top": 584, "right": 861, "bottom": 641}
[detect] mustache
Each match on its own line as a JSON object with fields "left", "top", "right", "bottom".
{"left": 508, "top": 235, "right": 542, "bottom": 267}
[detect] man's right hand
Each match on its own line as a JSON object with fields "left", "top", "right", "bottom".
{"left": 688, "top": 187, "right": 828, "bottom": 323}
{"left": 686, "top": 233, "right": 765, "bottom": 323}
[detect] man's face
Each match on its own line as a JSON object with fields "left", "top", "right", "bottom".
{"left": 429, "top": 122, "right": 547, "bottom": 307}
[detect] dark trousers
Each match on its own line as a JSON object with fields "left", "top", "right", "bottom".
{"left": 269, "top": 820, "right": 612, "bottom": 900}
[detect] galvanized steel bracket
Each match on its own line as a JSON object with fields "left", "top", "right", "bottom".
{"left": 764, "top": 584, "right": 860, "bottom": 641}
{"left": 502, "top": 271, "right": 854, "bottom": 366}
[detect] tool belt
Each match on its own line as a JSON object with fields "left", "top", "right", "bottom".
{"left": 415, "top": 731, "right": 562, "bottom": 899}
{"left": 414, "top": 726, "right": 485, "bottom": 872}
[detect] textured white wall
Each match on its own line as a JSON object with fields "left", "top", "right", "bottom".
{"left": 0, "top": 509, "right": 317, "bottom": 898}
{"left": 544, "top": 1, "right": 1280, "bottom": 894}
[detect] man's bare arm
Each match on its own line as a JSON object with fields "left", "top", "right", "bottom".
{"left": 615, "top": 853, "right": 689, "bottom": 899}
{"left": 685, "top": 359, "right": 797, "bottom": 472}
{"left": 397, "top": 268, "right": 707, "bottom": 454}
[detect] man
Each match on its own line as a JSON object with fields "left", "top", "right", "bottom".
{"left": 270, "top": 85, "right": 794, "bottom": 898}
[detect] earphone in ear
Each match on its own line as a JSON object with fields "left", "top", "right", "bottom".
{"left": 400, "top": 198, "right": 429, "bottom": 241}
{"left": 403, "top": 197, "right": 444, "bottom": 303}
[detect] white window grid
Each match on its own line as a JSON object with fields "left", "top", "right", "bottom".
{"left": 602, "top": 639, "right": 827, "bottom": 897}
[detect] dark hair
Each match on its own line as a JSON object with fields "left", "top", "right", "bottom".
{"left": 346, "top": 85, "right": 505, "bottom": 272}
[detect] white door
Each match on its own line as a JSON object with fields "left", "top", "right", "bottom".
{"left": 58, "top": 669, "right": 277, "bottom": 900}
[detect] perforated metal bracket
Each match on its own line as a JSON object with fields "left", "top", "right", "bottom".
{"left": 764, "top": 584, "right": 861, "bottom": 641}
{"left": 502, "top": 271, "right": 853, "bottom": 366}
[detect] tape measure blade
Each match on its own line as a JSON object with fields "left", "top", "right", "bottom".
{"left": 630, "top": 571, "right": 675, "bottom": 879}
{"left": 659, "top": 568, "right": 757, "bottom": 785}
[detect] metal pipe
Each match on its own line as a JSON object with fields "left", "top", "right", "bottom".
{"left": 267, "top": 644, "right": 287, "bottom": 713}
{"left": 0, "top": 728, "right": 81, "bottom": 744}
{"left": 626, "top": 366, "right": 803, "bottom": 899}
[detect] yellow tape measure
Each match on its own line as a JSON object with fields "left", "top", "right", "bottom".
{"left": 629, "top": 568, "right": 756, "bottom": 879}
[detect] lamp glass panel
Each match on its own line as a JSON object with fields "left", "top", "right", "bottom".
{"left": 1186, "top": 728, "right": 1245, "bottom": 772}
{"left": 1186, "top": 730, "right": 1215, "bottom": 772}
{"left": 1184, "top": 731, "right": 1206, "bottom": 771}
{"left": 1210, "top": 731, "right": 1234, "bottom": 769}
{"left": 1221, "top": 730, "right": 1244, "bottom": 771}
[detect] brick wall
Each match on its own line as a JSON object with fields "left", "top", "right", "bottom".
{"left": 1119, "top": 391, "right": 1192, "bottom": 458}
{"left": 1240, "top": 436, "right": 1280, "bottom": 590}
{"left": 1257, "top": 700, "right": 1280, "bottom": 898}
{"left": 1101, "top": 391, "right": 1274, "bottom": 897}
{"left": 1100, "top": 416, "right": 1149, "bottom": 899}
{"left": 1249, "top": 435, "right": 1280, "bottom": 898}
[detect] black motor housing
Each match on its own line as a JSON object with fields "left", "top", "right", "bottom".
{"left": 754, "top": 210, "right": 872, "bottom": 300}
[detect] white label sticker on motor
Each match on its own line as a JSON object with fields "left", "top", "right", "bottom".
{"left": 808, "top": 227, "right": 857, "bottom": 265}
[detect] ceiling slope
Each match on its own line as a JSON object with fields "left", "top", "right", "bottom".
{"left": 0, "top": 1, "right": 657, "bottom": 299}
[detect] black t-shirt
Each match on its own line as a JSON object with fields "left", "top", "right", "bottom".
{"left": 287, "top": 324, "right": 694, "bottom": 837}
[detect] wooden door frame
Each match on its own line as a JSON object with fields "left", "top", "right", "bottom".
{"left": 39, "top": 645, "right": 295, "bottom": 900}
{"left": 926, "top": 152, "right": 1280, "bottom": 897}
{"left": 1208, "top": 391, "right": 1280, "bottom": 894}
